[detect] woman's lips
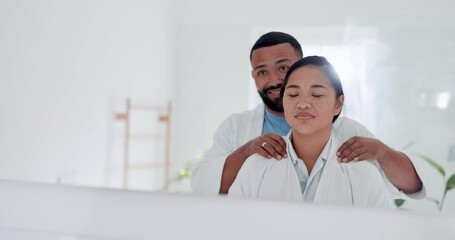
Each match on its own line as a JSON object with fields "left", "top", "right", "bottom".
{"left": 295, "top": 112, "right": 315, "bottom": 120}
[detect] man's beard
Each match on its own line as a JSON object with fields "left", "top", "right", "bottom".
{"left": 258, "top": 84, "right": 284, "bottom": 113}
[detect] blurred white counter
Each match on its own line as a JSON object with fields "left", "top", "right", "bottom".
{"left": 0, "top": 179, "right": 454, "bottom": 240}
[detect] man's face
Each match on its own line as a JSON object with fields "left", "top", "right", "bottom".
{"left": 251, "top": 43, "right": 300, "bottom": 114}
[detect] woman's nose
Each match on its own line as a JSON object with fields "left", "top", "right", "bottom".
{"left": 297, "top": 98, "right": 311, "bottom": 109}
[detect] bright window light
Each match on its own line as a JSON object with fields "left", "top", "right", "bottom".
{"left": 436, "top": 92, "right": 451, "bottom": 109}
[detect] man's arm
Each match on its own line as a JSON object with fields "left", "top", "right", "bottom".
{"left": 191, "top": 115, "right": 288, "bottom": 195}
{"left": 220, "top": 133, "right": 287, "bottom": 194}
{"left": 336, "top": 137, "right": 422, "bottom": 194}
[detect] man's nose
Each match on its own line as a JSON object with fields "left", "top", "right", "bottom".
{"left": 267, "top": 70, "right": 285, "bottom": 84}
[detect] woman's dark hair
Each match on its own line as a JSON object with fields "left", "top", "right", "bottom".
{"left": 250, "top": 31, "right": 303, "bottom": 60}
{"left": 280, "top": 56, "right": 344, "bottom": 122}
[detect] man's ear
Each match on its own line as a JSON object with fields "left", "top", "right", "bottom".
{"left": 334, "top": 95, "right": 344, "bottom": 115}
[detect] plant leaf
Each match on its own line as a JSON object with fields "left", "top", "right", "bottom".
{"left": 416, "top": 154, "right": 445, "bottom": 177}
{"left": 394, "top": 199, "right": 406, "bottom": 207}
{"left": 446, "top": 173, "right": 455, "bottom": 192}
{"left": 425, "top": 196, "right": 440, "bottom": 206}
{"left": 401, "top": 142, "right": 415, "bottom": 151}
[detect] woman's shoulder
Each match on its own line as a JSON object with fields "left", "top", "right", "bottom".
{"left": 242, "top": 154, "right": 277, "bottom": 170}
{"left": 343, "top": 160, "right": 376, "bottom": 170}
{"left": 241, "top": 153, "right": 295, "bottom": 178}
{"left": 342, "top": 160, "right": 382, "bottom": 182}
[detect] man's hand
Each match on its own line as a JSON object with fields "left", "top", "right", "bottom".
{"left": 219, "top": 132, "right": 288, "bottom": 194}
{"left": 336, "top": 136, "right": 386, "bottom": 163}
{"left": 245, "top": 132, "right": 288, "bottom": 160}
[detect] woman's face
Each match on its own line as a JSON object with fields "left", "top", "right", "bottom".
{"left": 283, "top": 65, "right": 343, "bottom": 136}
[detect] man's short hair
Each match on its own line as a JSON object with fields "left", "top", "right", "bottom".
{"left": 250, "top": 31, "right": 303, "bottom": 60}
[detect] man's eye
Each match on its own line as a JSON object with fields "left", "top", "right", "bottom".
{"left": 280, "top": 66, "right": 290, "bottom": 71}
{"left": 258, "top": 71, "right": 266, "bottom": 76}
{"left": 312, "top": 94, "right": 323, "bottom": 98}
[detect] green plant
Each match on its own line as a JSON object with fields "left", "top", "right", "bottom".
{"left": 394, "top": 198, "right": 406, "bottom": 208}
{"left": 174, "top": 160, "right": 195, "bottom": 182}
{"left": 395, "top": 154, "right": 455, "bottom": 211}
{"left": 172, "top": 143, "right": 212, "bottom": 183}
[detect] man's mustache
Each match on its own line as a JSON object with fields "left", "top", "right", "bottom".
{"left": 263, "top": 84, "right": 283, "bottom": 94}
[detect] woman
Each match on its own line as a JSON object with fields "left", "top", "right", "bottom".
{"left": 228, "top": 56, "right": 391, "bottom": 208}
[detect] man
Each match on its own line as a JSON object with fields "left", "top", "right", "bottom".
{"left": 191, "top": 31, "right": 425, "bottom": 199}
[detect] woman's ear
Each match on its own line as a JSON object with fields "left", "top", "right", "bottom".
{"left": 334, "top": 95, "right": 344, "bottom": 115}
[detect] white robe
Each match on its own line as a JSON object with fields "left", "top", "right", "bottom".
{"left": 228, "top": 133, "right": 392, "bottom": 208}
{"left": 191, "top": 104, "right": 428, "bottom": 199}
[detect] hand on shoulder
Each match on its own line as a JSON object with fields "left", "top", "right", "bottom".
{"left": 336, "top": 136, "right": 386, "bottom": 163}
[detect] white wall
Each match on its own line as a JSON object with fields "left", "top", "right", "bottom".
{"left": 170, "top": 25, "right": 252, "bottom": 181}
{"left": 0, "top": 0, "right": 174, "bottom": 187}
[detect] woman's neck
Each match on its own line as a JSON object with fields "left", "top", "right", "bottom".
{"left": 291, "top": 129, "right": 331, "bottom": 174}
